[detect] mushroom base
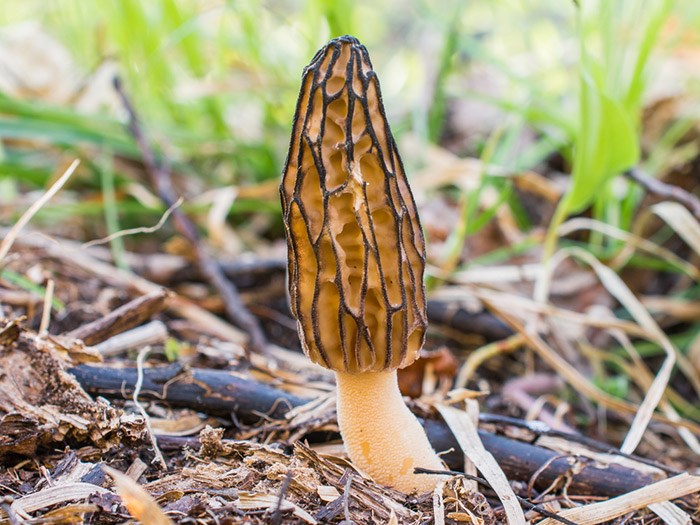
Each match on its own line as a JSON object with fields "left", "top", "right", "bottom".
{"left": 335, "top": 370, "right": 445, "bottom": 493}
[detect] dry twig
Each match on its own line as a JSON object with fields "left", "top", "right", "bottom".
{"left": 113, "top": 76, "right": 267, "bottom": 357}
{"left": 67, "top": 289, "right": 171, "bottom": 345}
{"left": 624, "top": 167, "right": 700, "bottom": 220}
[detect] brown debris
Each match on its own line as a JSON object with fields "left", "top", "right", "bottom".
{"left": 0, "top": 325, "right": 145, "bottom": 456}
{"left": 1, "top": 229, "right": 697, "bottom": 524}
{"left": 67, "top": 289, "right": 171, "bottom": 346}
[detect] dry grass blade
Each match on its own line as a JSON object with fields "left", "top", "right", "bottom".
{"left": 642, "top": 296, "right": 700, "bottom": 321}
{"left": 0, "top": 158, "right": 79, "bottom": 263}
{"left": 652, "top": 201, "right": 700, "bottom": 256}
{"left": 39, "top": 278, "right": 55, "bottom": 334}
{"left": 81, "top": 196, "right": 183, "bottom": 248}
{"left": 568, "top": 248, "right": 676, "bottom": 453}
{"left": 455, "top": 334, "right": 524, "bottom": 387}
{"left": 433, "top": 481, "right": 446, "bottom": 525}
{"left": 103, "top": 466, "right": 175, "bottom": 525}
{"left": 483, "top": 302, "right": 700, "bottom": 435}
{"left": 557, "top": 217, "right": 700, "bottom": 278}
{"left": 541, "top": 247, "right": 692, "bottom": 454}
{"left": 448, "top": 263, "right": 543, "bottom": 285}
{"left": 535, "top": 473, "right": 700, "bottom": 525}
{"left": 590, "top": 305, "right": 700, "bottom": 447}
{"left": 134, "top": 347, "right": 167, "bottom": 469}
{"left": 462, "top": 286, "right": 650, "bottom": 338}
{"left": 436, "top": 404, "right": 526, "bottom": 525}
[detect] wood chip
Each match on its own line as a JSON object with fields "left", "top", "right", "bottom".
{"left": 316, "top": 485, "right": 341, "bottom": 502}
{"left": 236, "top": 491, "right": 318, "bottom": 524}
{"left": 648, "top": 501, "right": 692, "bottom": 525}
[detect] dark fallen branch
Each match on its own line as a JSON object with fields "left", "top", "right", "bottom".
{"left": 170, "top": 257, "right": 287, "bottom": 289}
{"left": 113, "top": 77, "right": 268, "bottom": 357}
{"left": 423, "top": 419, "right": 655, "bottom": 498}
{"left": 70, "top": 363, "right": 304, "bottom": 421}
{"left": 426, "top": 300, "right": 513, "bottom": 341}
{"left": 479, "top": 413, "right": 681, "bottom": 476}
{"left": 625, "top": 167, "right": 700, "bottom": 220}
{"left": 70, "top": 364, "right": 657, "bottom": 497}
{"left": 67, "top": 289, "right": 170, "bottom": 346}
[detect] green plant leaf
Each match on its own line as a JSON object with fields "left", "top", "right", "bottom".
{"left": 564, "top": 68, "right": 640, "bottom": 214}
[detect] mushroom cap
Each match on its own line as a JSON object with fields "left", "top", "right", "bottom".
{"left": 280, "top": 36, "right": 427, "bottom": 374}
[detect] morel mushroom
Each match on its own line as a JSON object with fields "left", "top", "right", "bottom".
{"left": 280, "top": 35, "right": 444, "bottom": 493}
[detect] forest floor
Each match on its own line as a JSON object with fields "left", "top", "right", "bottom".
{"left": 2, "top": 7, "right": 700, "bottom": 524}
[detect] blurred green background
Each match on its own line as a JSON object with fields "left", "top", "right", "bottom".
{"left": 0, "top": 0, "right": 698, "bottom": 257}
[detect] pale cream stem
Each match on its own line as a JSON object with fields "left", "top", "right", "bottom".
{"left": 335, "top": 370, "right": 446, "bottom": 493}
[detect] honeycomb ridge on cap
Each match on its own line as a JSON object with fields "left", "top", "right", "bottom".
{"left": 280, "top": 36, "right": 427, "bottom": 373}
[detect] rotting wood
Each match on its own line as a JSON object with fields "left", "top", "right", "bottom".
{"left": 69, "top": 364, "right": 659, "bottom": 497}
{"left": 67, "top": 289, "right": 171, "bottom": 346}
{"left": 0, "top": 334, "right": 146, "bottom": 456}
{"left": 9, "top": 482, "right": 112, "bottom": 520}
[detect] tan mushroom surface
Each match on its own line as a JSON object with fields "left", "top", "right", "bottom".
{"left": 281, "top": 35, "right": 444, "bottom": 493}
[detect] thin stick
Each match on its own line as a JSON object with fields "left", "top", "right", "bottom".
{"left": 112, "top": 76, "right": 267, "bottom": 357}
{"left": 1, "top": 497, "right": 21, "bottom": 525}
{"left": 0, "top": 159, "right": 80, "bottom": 263}
{"left": 269, "top": 471, "right": 293, "bottom": 525}
{"left": 67, "top": 289, "right": 170, "bottom": 345}
{"left": 624, "top": 167, "right": 700, "bottom": 220}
